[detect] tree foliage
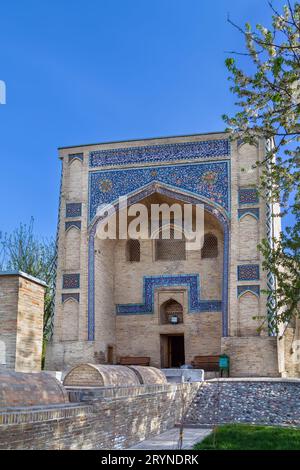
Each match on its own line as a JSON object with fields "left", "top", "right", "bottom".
{"left": 223, "top": 1, "right": 300, "bottom": 333}
{"left": 0, "top": 218, "right": 55, "bottom": 340}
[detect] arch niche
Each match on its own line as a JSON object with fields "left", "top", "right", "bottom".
{"left": 87, "top": 182, "right": 229, "bottom": 340}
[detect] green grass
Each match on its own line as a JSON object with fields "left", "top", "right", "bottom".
{"left": 194, "top": 424, "right": 300, "bottom": 450}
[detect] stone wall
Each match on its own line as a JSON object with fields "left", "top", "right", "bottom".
{"left": 0, "top": 272, "right": 46, "bottom": 372}
{"left": 185, "top": 379, "right": 300, "bottom": 426}
{"left": 0, "top": 382, "right": 200, "bottom": 450}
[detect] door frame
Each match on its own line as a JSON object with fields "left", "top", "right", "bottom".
{"left": 160, "top": 333, "right": 185, "bottom": 368}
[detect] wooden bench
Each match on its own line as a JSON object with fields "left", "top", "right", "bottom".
{"left": 191, "top": 355, "right": 220, "bottom": 371}
{"left": 119, "top": 356, "right": 150, "bottom": 366}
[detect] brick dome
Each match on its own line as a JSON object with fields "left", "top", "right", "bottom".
{"left": 128, "top": 366, "right": 167, "bottom": 385}
{"left": 0, "top": 370, "right": 69, "bottom": 408}
{"left": 63, "top": 364, "right": 141, "bottom": 387}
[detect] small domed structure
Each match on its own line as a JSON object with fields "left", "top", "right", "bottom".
{"left": 0, "top": 370, "right": 69, "bottom": 408}
{"left": 128, "top": 366, "right": 167, "bottom": 385}
{"left": 63, "top": 364, "right": 140, "bottom": 387}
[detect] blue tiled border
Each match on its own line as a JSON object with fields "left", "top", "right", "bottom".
{"left": 89, "top": 139, "right": 230, "bottom": 168}
{"left": 116, "top": 274, "right": 221, "bottom": 315}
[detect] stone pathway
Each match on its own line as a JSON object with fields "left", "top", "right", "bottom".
{"left": 128, "top": 427, "right": 212, "bottom": 450}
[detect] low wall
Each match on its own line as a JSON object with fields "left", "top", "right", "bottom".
{"left": 0, "top": 382, "right": 200, "bottom": 450}
{"left": 185, "top": 379, "right": 300, "bottom": 426}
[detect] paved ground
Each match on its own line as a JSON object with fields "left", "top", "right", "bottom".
{"left": 128, "top": 427, "right": 212, "bottom": 450}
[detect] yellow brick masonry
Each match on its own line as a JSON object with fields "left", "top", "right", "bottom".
{"left": 0, "top": 272, "right": 46, "bottom": 372}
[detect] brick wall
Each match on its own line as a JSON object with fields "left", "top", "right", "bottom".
{"left": 0, "top": 382, "right": 200, "bottom": 450}
{"left": 0, "top": 272, "right": 46, "bottom": 372}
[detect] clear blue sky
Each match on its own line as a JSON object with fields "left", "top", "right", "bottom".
{"left": 0, "top": 0, "right": 286, "bottom": 239}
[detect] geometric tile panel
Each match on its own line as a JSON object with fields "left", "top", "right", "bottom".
{"left": 116, "top": 274, "right": 222, "bottom": 315}
{"left": 62, "top": 273, "right": 80, "bottom": 289}
{"left": 238, "top": 188, "right": 259, "bottom": 205}
{"left": 65, "top": 220, "right": 82, "bottom": 231}
{"left": 89, "top": 139, "right": 230, "bottom": 168}
{"left": 68, "top": 153, "right": 84, "bottom": 163}
{"left": 62, "top": 293, "right": 80, "bottom": 303}
{"left": 66, "top": 203, "right": 82, "bottom": 218}
{"left": 89, "top": 161, "right": 230, "bottom": 221}
{"left": 237, "top": 285, "right": 260, "bottom": 297}
{"left": 237, "top": 265, "right": 260, "bottom": 281}
{"left": 238, "top": 208, "right": 260, "bottom": 220}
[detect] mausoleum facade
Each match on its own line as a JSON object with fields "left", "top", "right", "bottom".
{"left": 45, "top": 132, "right": 283, "bottom": 376}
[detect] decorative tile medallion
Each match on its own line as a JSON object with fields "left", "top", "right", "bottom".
{"left": 89, "top": 139, "right": 230, "bottom": 168}
{"left": 116, "top": 274, "right": 222, "bottom": 315}
{"left": 238, "top": 208, "right": 260, "bottom": 220}
{"left": 62, "top": 293, "right": 80, "bottom": 303}
{"left": 65, "top": 220, "right": 82, "bottom": 231}
{"left": 237, "top": 265, "right": 260, "bottom": 281}
{"left": 238, "top": 188, "right": 259, "bottom": 205}
{"left": 89, "top": 161, "right": 230, "bottom": 221}
{"left": 62, "top": 273, "right": 80, "bottom": 289}
{"left": 66, "top": 203, "right": 82, "bottom": 218}
{"left": 237, "top": 285, "right": 260, "bottom": 297}
{"left": 68, "top": 153, "right": 84, "bottom": 163}
{"left": 99, "top": 179, "right": 113, "bottom": 193}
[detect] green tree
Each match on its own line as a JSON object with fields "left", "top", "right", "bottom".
{"left": 0, "top": 218, "right": 56, "bottom": 342}
{"left": 223, "top": 1, "right": 300, "bottom": 334}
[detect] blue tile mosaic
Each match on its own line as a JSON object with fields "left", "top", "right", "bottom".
{"left": 62, "top": 273, "right": 80, "bottom": 289}
{"left": 66, "top": 203, "right": 82, "bottom": 218}
{"left": 89, "top": 161, "right": 230, "bottom": 221}
{"left": 238, "top": 188, "right": 259, "bottom": 205}
{"left": 89, "top": 139, "right": 230, "bottom": 168}
{"left": 237, "top": 265, "right": 260, "bottom": 281}
{"left": 238, "top": 208, "right": 260, "bottom": 220}
{"left": 237, "top": 285, "right": 260, "bottom": 297}
{"left": 116, "top": 274, "right": 222, "bottom": 315}
{"left": 68, "top": 153, "right": 84, "bottom": 163}
{"left": 65, "top": 221, "right": 82, "bottom": 231}
{"left": 62, "top": 293, "right": 80, "bottom": 303}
